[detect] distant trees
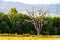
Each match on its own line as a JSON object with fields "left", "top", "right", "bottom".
{"left": 42, "top": 17, "right": 53, "bottom": 35}
{"left": 51, "top": 17, "right": 60, "bottom": 35}
{"left": 0, "top": 8, "right": 60, "bottom": 35}
{"left": 0, "top": 12, "right": 10, "bottom": 33}
{"left": 42, "top": 17, "right": 60, "bottom": 35}
{"left": 8, "top": 8, "right": 35, "bottom": 34}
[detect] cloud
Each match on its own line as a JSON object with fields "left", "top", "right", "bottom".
{"left": 1, "top": 7, "right": 4, "bottom": 10}
{"left": 3, "top": 0, "right": 60, "bottom": 4}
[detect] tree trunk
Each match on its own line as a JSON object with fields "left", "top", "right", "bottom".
{"left": 37, "top": 30, "right": 40, "bottom": 35}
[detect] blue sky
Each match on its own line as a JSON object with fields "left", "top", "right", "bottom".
{"left": 2, "top": 0, "right": 60, "bottom": 4}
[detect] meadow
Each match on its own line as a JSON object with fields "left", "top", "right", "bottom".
{"left": 0, "top": 35, "right": 60, "bottom": 40}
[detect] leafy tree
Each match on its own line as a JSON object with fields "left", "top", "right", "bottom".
{"left": 52, "top": 17, "right": 60, "bottom": 35}
{"left": 42, "top": 17, "right": 53, "bottom": 35}
{"left": 0, "top": 14, "right": 10, "bottom": 33}
{"left": 8, "top": 8, "right": 18, "bottom": 14}
{"left": 8, "top": 8, "right": 18, "bottom": 33}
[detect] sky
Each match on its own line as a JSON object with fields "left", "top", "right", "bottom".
{"left": 3, "top": 0, "right": 60, "bottom": 4}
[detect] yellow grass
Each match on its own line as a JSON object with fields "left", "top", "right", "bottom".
{"left": 0, "top": 35, "right": 60, "bottom": 40}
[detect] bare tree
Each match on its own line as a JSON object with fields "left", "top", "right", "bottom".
{"left": 26, "top": 9, "right": 47, "bottom": 35}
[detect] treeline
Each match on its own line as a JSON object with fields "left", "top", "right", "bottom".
{"left": 0, "top": 8, "right": 60, "bottom": 35}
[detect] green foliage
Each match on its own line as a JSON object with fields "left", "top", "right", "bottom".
{"left": 8, "top": 8, "right": 18, "bottom": 14}
{"left": 0, "top": 8, "right": 60, "bottom": 35}
{"left": 0, "top": 12, "right": 4, "bottom": 18}
{"left": 42, "top": 17, "right": 53, "bottom": 35}
{"left": 52, "top": 17, "right": 60, "bottom": 35}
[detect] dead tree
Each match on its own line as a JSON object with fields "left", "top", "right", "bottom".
{"left": 26, "top": 9, "right": 47, "bottom": 35}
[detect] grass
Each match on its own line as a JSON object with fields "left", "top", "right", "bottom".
{"left": 0, "top": 34, "right": 60, "bottom": 40}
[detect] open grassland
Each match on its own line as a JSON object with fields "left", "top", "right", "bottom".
{"left": 0, "top": 35, "right": 60, "bottom": 40}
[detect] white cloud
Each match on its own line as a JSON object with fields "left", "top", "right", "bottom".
{"left": 1, "top": 7, "right": 5, "bottom": 9}
{"left": 3, "top": 0, "right": 60, "bottom": 4}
